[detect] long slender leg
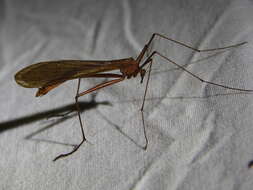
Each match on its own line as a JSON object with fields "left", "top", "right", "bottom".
{"left": 53, "top": 79, "right": 84, "bottom": 161}
{"left": 53, "top": 77, "right": 125, "bottom": 161}
{"left": 151, "top": 50, "right": 227, "bottom": 75}
{"left": 141, "top": 51, "right": 253, "bottom": 92}
{"left": 137, "top": 33, "right": 247, "bottom": 64}
{"left": 77, "top": 77, "right": 125, "bottom": 97}
{"left": 140, "top": 59, "right": 153, "bottom": 150}
{"left": 151, "top": 33, "right": 247, "bottom": 52}
{"left": 137, "top": 51, "right": 252, "bottom": 150}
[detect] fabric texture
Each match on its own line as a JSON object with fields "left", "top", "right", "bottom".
{"left": 1, "top": 0, "right": 253, "bottom": 189}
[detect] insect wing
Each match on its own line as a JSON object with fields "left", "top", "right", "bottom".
{"left": 14, "top": 60, "right": 119, "bottom": 88}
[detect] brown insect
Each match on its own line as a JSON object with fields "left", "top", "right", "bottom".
{"left": 14, "top": 33, "right": 252, "bottom": 161}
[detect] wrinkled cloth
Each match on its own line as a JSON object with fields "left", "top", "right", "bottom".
{"left": 1, "top": 0, "right": 253, "bottom": 189}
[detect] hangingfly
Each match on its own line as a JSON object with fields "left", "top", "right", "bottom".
{"left": 15, "top": 33, "right": 252, "bottom": 161}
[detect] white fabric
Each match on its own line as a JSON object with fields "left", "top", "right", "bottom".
{"left": 1, "top": 0, "right": 253, "bottom": 189}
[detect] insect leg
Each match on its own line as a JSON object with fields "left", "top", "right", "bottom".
{"left": 151, "top": 33, "right": 247, "bottom": 53}
{"left": 140, "top": 59, "right": 153, "bottom": 150}
{"left": 141, "top": 51, "right": 253, "bottom": 92}
{"left": 137, "top": 33, "right": 247, "bottom": 64}
{"left": 53, "top": 76, "right": 125, "bottom": 161}
{"left": 77, "top": 77, "right": 125, "bottom": 97}
{"left": 53, "top": 79, "right": 84, "bottom": 161}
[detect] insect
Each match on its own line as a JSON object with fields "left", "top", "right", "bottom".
{"left": 15, "top": 33, "right": 253, "bottom": 161}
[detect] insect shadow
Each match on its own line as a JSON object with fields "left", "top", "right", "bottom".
{"left": 23, "top": 94, "right": 111, "bottom": 147}
{"left": 0, "top": 94, "right": 111, "bottom": 137}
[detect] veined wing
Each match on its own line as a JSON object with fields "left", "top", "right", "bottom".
{"left": 15, "top": 58, "right": 132, "bottom": 88}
